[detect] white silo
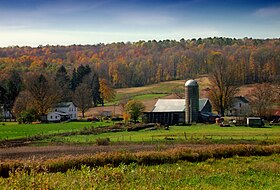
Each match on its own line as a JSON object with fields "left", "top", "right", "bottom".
{"left": 185, "top": 79, "right": 199, "bottom": 123}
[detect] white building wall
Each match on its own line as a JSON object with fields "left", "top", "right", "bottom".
{"left": 227, "top": 101, "right": 250, "bottom": 116}
{"left": 50, "top": 102, "right": 77, "bottom": 121}
{"left": 47, "top": 112, "right": 61, "bottom": 121}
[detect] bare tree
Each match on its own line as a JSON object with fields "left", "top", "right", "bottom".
{"left": 73, "top": 83, "right": 92, "bottom": 118}
{"left": 12, "top": 90, "right": 33, "bottom": 118}
{"left": 208, "top": 52, "right": 238, "bottom": 116}
{"left": 249, "top": 83, "right": 276, "bottom": 117}
{"left": 25, "top": 74, "right": 61, "bottom": 116}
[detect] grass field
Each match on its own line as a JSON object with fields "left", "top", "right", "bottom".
{"left": 1, "top": 121, "right": 280, "bottom": 143}
{"left": 0, "top": 121, "right": 112, "bottom": 140}
{"left": 1, "top": 154, "right": 280, "bottom": 189}
{"left": 44, "top": 124, "right": 280, "bottom": 144}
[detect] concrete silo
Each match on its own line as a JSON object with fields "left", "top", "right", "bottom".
{"left": 185, "top": 79, "right": 199, "bottom": 123}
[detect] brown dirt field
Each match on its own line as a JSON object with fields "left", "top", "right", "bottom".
{"left": 0, "top": 144, "right": 207, "bottom": 161}
{"left": 83, "top": 105, "right": 123, "bottom": 118}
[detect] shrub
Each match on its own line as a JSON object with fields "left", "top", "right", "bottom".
{"left": 96, "top": 138, "right": 110, "bottom": 146}
{"left": 17, "top": 109, "right": 38, "bottom": 124}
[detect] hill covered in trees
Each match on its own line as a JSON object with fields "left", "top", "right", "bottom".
{"left": 1, "top": 37, "right": 280, "bottom": 88}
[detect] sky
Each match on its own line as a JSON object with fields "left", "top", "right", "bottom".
{"left": 0, "top": 0, "right": 280, "bottom": 47}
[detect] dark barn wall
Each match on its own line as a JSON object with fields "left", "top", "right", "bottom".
{"left": 201, "top": 100, "right": 212, "bottom": 113}
{"left": 144, "top": 112, "right": 185, "bottom": 125}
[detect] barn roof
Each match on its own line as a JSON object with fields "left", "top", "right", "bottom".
{"left": 152, "top": 99, "right": 185, "bottom": 112}
{"left": 151, "top": 99, "right": 209, "bottom": 112}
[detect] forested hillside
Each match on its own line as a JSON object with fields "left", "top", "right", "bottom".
{"left": 1, "top": 37, "right": 280, "bottom": 88}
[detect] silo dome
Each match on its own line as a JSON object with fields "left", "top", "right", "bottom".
{"left": 185, "top": 79, "right": 198, "bottom": 87}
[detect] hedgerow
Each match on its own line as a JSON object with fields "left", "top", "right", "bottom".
{"left": 1, "top": 144, "right": 280, "bottom": 178}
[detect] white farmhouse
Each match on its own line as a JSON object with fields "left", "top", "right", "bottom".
{"left": 226, "top": 96, "right": 250, "bottom": 116}
{"left": 47, "top": 102, "right": 77, "bottom": 122}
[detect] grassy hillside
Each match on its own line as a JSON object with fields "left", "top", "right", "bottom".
{"left": 87, "top": 76, "right": 270, "bottom": 117}
{"left": 113, "top": 76, "right": 211, "bottom": 103}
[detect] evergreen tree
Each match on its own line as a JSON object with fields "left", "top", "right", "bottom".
{"left": 71, "top": 64, "right": 92, "bottom": 91}
{"left": 77, "top": 64, "right": 91, "bottom": 86}
{"left": 55, "top": 65, "right": 71, "bottom": 101}
{"left": 91, "top": 73, "right": 103, "bottom": 106}
{"left": 3, "top": 70, "right": 22, "bottom": 118}
{"left": 71, "top": 68, "right": 78, "bottom": 91}
{"left": 83, "top": 72, "right": 103, "bottom": 107}
{"left": 0, "top": 85, "right": 6, "bottom": 105}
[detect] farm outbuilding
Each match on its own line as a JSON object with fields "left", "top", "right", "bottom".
{"left": 143, "top": 80, "right": 218, "bottom": 125}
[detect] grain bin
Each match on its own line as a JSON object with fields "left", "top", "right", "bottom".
{"left": 185, "top": 79, "right": 199, "bottom": 123}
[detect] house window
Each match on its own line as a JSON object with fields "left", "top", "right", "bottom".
{"left": 55, "top": 116, "right": 57, "bottom": 119}
{"left": 51, "top": 116, "right": 53, "bottom": 119}
{"left": 239, "top": 103, "right": 242, "bottom": 108}
{"left": 55, "top": 109, "right": 57, "bottom": 111}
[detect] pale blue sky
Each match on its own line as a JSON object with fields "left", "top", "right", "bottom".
{"left": 0, "top": 0, "right": 280, "bottom": 47}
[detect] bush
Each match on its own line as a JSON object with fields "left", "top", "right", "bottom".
{"left": 96, "top": 138, "right": 110, "bottom": 146}
{"left": 17, "top": 109, "right": 38, "bottom": 124}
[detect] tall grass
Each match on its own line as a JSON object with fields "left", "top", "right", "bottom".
{"left": 1, "top": 144, "right": 280, "bottom": 178}
{"left": 1, "top": 154, "right": 280, "bottom": 189}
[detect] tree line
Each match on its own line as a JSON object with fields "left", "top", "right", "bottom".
{"left": 0, "top": 65, "right": 116, "bottom": 121}
{"left": 1, "top": 37, "right": 280, "bottom": 119}
{"left": 0, "top": 37, "right": 280, "bottom": 88}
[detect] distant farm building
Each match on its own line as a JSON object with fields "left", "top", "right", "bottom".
{"left": 144, "top": 79, "right": 219, "bottom": 124}
{"left": 0, "top": 105, "right": 13, "bottom": 121}
{"left": 226, "top": 96, "right": 250, "bottom": 116}
{"left": 47, "top": 102, "right": 77, "bottom": 122}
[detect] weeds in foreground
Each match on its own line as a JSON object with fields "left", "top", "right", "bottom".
{"left": 1, "top": 144, "right": 280, "bottom": 178}
{"left": 1, "top": 155, "right": 280, "bottom": 189}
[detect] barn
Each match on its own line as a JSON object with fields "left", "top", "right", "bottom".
{"left": 143, "top": 80, "right": 219, "bottom": 124}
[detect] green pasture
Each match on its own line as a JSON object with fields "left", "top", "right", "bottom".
{"left": 1, "top": 155, "right": 280, "bottom": 189}
{"left": 0, "top": 121, "right": 112, "bottom": 140}
{"left": 2, "top": 121, "right": 280, "bottom": 143}
{"left": 48, "top": 124, "right": 280, "bottom": 144}
{"left": 106, "top": 93, "right": 168, "bottom": 105}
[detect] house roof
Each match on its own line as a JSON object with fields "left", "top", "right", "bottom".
{"left": 234, "top": 96, "right": 249, "bottom": 103}
{"left": 48, "top": 111, "right": 69, "bottom": 116}
{"left": 55, "top": 102, "right": 75, "bottom": 108}
{"left": 151, "top": 98, "right": 209, "bottom": 112}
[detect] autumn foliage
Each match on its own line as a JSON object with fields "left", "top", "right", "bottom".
{"left": 1, "top": 38, "right": 280, "bottom": 89}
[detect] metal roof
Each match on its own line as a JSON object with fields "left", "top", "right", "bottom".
{"left": 55, "top": 102, "right": 74, "bottom": 108}
{"left": 199, "top": 99, "right": 209, "bottom": 111}
{"left": 152, "top": 99, "right": 185, "bottom": 112}
{"left": 48, "top": 111, "right": 68, "bottom": 116}
{"left": 151, "top": 98, "right": 209, "bottom": 112}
